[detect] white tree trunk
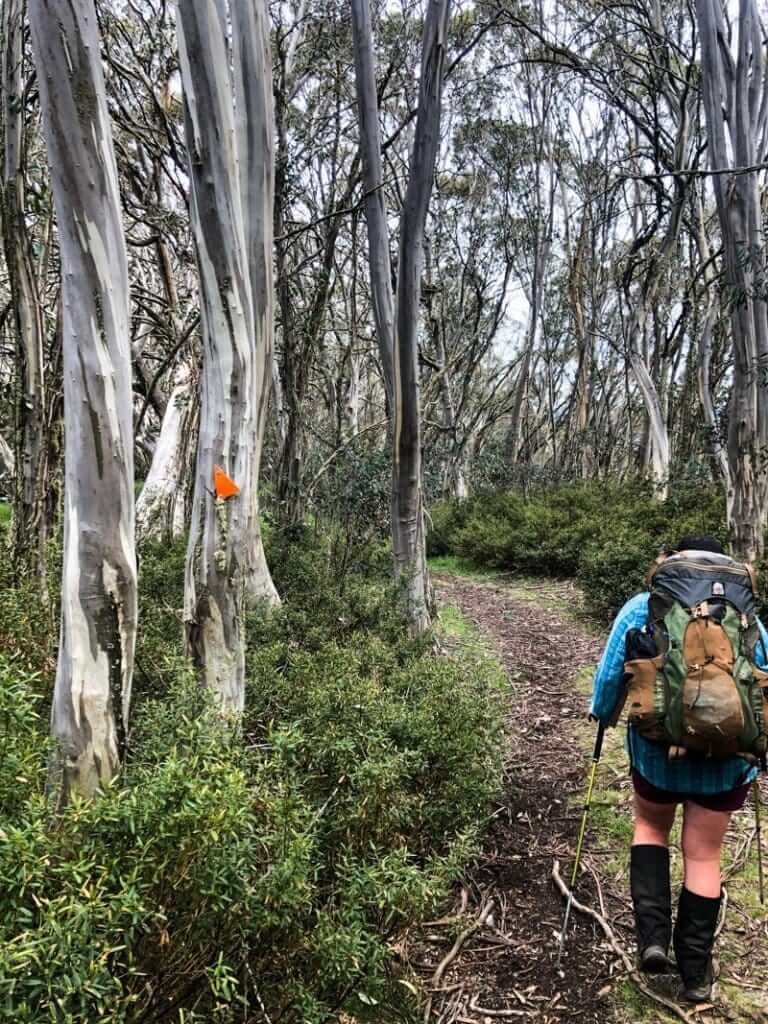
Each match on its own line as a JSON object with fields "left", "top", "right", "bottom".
{"left": 29, "top": 0, "right": 137, "bottom": 804}
{"left": 627, "top": 344, "right": 670, "bottom": 495}
{"left": 0, "top": 431, "right": 14, "bottom": 481}
{"left": 177, "top": 0, "right": 278, "bottom": 712}
{"left": 692, "top": 191, "right": 731, "bottom": 495}
{"left": 136, "top": 363, "right": 197, "bottom": 543}
{"left": 233, "top": 0, "right": 280, "bottom": 605}
{"left": 696, "top": 0, "right": 768, "bottom": 561}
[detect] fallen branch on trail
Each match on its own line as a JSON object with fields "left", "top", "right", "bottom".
{"left": 552, "top": 859, "right": 695, "bottom": 1024}
{"left": 467, "top": 996, "right": 530, "bottom": 1017}
{"left": 430, "top": 900, "right": 495, "bottom": 990}
{"left": 422, "top": 887, "right": 470, "bottom": 927}
{"left": 424, "top": 901, "right": 495, "bottom": 1023}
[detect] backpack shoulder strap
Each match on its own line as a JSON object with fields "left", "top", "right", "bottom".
{"left": 746, "top": 562, "right": 759, "bottom": 597}
{"left": 646, "top": 554, "right": 667, "bottom": 587}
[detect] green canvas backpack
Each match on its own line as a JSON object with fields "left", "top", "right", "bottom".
{"left": 622, "top": 551, "right": 768, "bottom": 762}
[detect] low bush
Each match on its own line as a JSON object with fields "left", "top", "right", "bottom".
{"left": 429, "top": 481, "right": 730, "bottom": 619}
{"left": 0, "top": 529, "right": 506, "bottom": 1023}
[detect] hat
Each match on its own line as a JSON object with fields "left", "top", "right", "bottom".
{"left": 675, "top": 535, "right": 724, "bottom": 555}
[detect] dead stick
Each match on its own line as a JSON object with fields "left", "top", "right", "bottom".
{"left": 713, "top": 885, "right": 729, "bottom": 941}
{"left": 467, "top": 997, "right": 529, "bottom": 1017}
{"left": 426, "top": 901, "right": 495, "bottom": 1021}
{"left": 431, "top": 901, "right": 494, "bottom": 990}
{"left": 552, "top": 860, "right": 695, "bottom": 1024}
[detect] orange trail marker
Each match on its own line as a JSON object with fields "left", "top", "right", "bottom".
{"left": 213, "top": 465, "right": 240, "bottom": 499}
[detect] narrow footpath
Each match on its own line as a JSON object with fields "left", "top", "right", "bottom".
{"left": 411, "top": 572, "right": 768, "bottom": 1024}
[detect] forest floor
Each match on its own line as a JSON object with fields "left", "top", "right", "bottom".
{"left": 409, "top": 564, "right": 768, "bottom": 1024}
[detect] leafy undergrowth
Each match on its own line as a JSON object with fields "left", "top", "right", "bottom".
{"left": 0, "top": 528, "right": 507, "bottom": 1023}
{"left": 428, "top": 480, "right": 735, "bottom": 621}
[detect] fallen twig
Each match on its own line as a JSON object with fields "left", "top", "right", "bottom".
{"left": 552, "top": 859, "right": 695, "bottom": 1024}
{"left": 431, "top": 901, "right": 495, "bottom": 989}
{"left": 713, "top": 885, "right": 729, "bottom": 940}
{"left": 467, "top": 996, "right": 530, "bottom": 1017}
{"left": 422, "top": 888, "right": 470, "bottom": 927}
{"left": 425, "top": 901, "right": 495, "bottom": 1023}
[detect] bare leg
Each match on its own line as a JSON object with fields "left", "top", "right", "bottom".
{"left": 681, "top": 802, "right": 731, "bottom": 898}
{"left": 633, "top": 791, "right": 677, "bottom": 847}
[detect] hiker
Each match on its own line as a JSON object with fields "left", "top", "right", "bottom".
{"left": 590, "top": 536, "right": 768, "bottom": 1003}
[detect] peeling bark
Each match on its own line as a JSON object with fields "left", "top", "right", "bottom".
{"left": 29, "top": 0, "right": 138, "bottom": 803}
{"left": 136, "top": 362, "right": 198, "bottom": 543}
{"left": 177, "top": 0, "right": 278, "bottom": 712}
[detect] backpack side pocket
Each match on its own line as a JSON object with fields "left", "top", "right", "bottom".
{"left": 625, "top": 655, "right": 667, "bottom": 741}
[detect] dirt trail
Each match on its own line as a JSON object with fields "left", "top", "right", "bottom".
{"left": 414, "top": 573, "right": 768, "bottom": 1024}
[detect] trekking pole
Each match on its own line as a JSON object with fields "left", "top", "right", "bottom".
{"left": 557, "top": 721, "right": 605, "bottom": 968}
{"left": 754, "top": 780, "right": 765, "bottom": 906}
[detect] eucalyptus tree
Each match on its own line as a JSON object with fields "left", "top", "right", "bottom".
{"left": 696, "top": 0, "right": 768, "bottom": 561}
{"left": 352, "top": 0, "right": 453, "bottom": 633}
{"left": 351, "top": 0, "right": 395, "bottom": 413}
{"left": 29, "top": 0, "right": 137, "bottom": 803}
{"left": 97, "top": 2, "right": 200, "bottom": 538}
{"left": 176, "top": 0, "right": 278, "bottom": 711}
{"left": 1, "top": 0, "right": 50, "bottom": 578}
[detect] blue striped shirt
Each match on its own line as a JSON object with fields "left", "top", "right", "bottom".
{"left": 590, "top": 592, "right": 768, "bottom": 794}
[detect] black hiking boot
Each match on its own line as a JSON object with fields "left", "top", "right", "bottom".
{"left": 630, "top": 844, "right": 673, "bottom": 974}
{"left": 673, "top": 887, "right": 721, "bottom": 1003}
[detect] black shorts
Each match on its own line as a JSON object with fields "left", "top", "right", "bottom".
{"left": 632, "top": 769, "right": 751, "bottom": 812}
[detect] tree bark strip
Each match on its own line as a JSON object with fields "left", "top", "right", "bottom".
{"left": 29, "top": 0, "right": 138, "bottom": 803}
{"left": 177, "top": 0, "right": 278, "bottom": 712}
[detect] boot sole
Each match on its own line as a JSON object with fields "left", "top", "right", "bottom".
{"left": 682, "top": 988, "right": 713, "bottom": 1003}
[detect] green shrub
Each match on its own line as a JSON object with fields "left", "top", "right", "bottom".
{"left": 134, "top": 536, "right": 188, "bottom": 693}
{"left": 0, "top": 532, "right": 506, "bottom": 1024}
{"left": 258, "top": 525, "right": 409, "bottom": 654}
{"left": 428, "top": 480, "right": 733, "bottom": 620}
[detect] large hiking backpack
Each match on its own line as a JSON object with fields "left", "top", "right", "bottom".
{"left": 622, "top": 551, "right": 768, "bottom": 761}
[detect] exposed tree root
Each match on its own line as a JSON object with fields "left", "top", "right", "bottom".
{"left": 552, "top": 859, "right": 695, "bottom": 1024}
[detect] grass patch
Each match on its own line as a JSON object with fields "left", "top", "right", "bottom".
{"left": 429, "top": 554, "right": 500, "bottom": 581}
{"left": 0, "top": 502, "right": 10, "bottom": 525}
{"left": 614, "top": 979, "right": 677, "bottom": 1023}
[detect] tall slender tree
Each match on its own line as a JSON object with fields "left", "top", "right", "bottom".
{"left": 352, "top": 0, "right": 452, "bottom": 633}
{"left": 1, "top": 0, "right": 49, "bottom": 581}
{"left": 29, "top": 0, "right": 137, "bottom": 803}
{"left": 177, "top": 0, "right": 278, "bottom": 712}
{"left": 392, "top": 0, "right": 452, "bottom": 633}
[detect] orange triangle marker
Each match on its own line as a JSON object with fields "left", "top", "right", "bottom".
{"left": 213, "top": 465, "right": 240, "bottom": 499}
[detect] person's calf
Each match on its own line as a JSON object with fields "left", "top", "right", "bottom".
{"left": 682, "top": 854, "right": 722, "bottom": 899}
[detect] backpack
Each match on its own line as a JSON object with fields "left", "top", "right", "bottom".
{"left": 621, "top": 550, "right": 768, "bottom": 762}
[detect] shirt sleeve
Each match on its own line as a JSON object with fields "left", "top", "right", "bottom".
{"left": 755, "top": 617, "right": 768, "bottom": 669}
{"left": 590, "top": 593, "right": 650, "bottom": 725}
